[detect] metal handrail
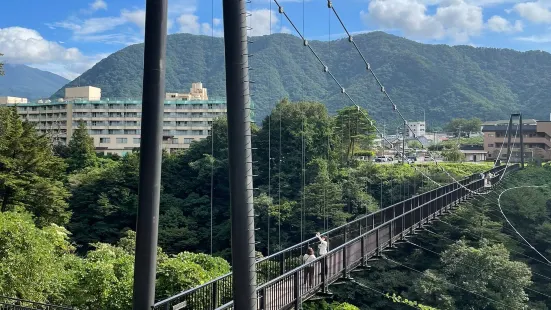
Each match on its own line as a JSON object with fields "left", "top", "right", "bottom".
{"left": 153, "top": 164, "right": 510, "bottom": 309}
{"left": 0, "top": 296, "right": 73, "bottom": 310}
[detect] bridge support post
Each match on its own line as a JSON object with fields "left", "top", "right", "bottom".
{"left": 375, "top": 229, "right": 381, "bottom": 257}
{"left": 360, "top": 236, "right": 366, "bottom": 267}
{"left": 519, "top": 113, "right": 524, "bottom": 169}
{"left": 131, "top": 0, "right": 167, "bottom": 308}
{"left": 294, "top": 272, "right": 301, "bottom": 309}
{"left": 279, "top": 252, "right": 285, "bottom": 275}
{"left": 222, "top": 0, "right": 257, "bottom": 309}
{"left": 341, "top": 245, "right": 353, "bottom": 280}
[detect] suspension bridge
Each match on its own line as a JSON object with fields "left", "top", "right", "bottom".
{"left": 1, "top": 0, "right": 544, "bottom": 310}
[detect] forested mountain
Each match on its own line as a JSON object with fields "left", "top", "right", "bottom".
{"left": 1, "top": 64, "right": 68, "bottom": 99}
{"left": 52, "top": 32, "right": 551, "bottom": 125}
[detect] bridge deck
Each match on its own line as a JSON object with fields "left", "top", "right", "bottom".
{"left": 153, "top": 165, "right": 512, "bottom": 310}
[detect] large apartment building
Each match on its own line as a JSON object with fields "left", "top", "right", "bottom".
{"left": 0, "top": 83, "right": 227, "bottom": 156}
{"left": 482, "top": 119, "right": 551, "bottom": 161}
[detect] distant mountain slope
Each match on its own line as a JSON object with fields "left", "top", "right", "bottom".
{"left": 1, "top": 64, "right": 69, "bottom": 99}
{"left": 52, "top": 32, "right": 551, "bottom": 125}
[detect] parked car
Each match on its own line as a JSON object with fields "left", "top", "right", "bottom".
{"left": 374, "top": 156, "right": 387, "bottom": 162}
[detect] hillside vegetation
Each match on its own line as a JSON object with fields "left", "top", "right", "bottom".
{"left": 52, "top": 32, "right": 551, "bottom": 124}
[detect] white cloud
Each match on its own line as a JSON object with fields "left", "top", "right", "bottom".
{"left": 487, "top": 15, "right": 523, "bottom": 32}
{"left": 515, "top": 34, "right": 551, "bottom": 42}
{"left": 513, "top": 1, "right": 551, "bottom": 24}
{"left": 178, "top": 14, "right": 201, "bottom": 34}
{"left": 361, "top": 0, "right": 484, "bottom": 43}
{"left": 90, "top": 0, "right": 107, "bottom": 11}
{"left": 0, "top": 27, "right": 105, "bottom": 79}
{"left": 248, "top": 9, "right": 280, "bottom": 36}
{"left": 121, "top": 9, "right": 146, "bottom": 30}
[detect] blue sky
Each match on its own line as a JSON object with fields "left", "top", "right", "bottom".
{"left": 1, "top": 0, "right": 550, "bottom": 79}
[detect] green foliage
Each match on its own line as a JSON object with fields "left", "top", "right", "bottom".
{"left": 67, "top": 121, "right": 98, "bottom": 172}
{"left": 53, "top": 32, "right": 550, "bottom": 124}
{"left": 444, "top": 118, "right": 482, "bottom": 137}
{"left": 441, "top": 145, "right": 465, "bottom": 162}
{"left": 414, "top": 240, "right": 532, "bottom": 310}
{"left": 303, "top": 300, "right": 360, "bottom": 310}
{"left": 334, "top": 106, "right": 376, "bottom": 163}
{"left": 0, "top": 212, "right": 73, "bottom": 305}
{"left": 67, "top": 153, "right": 138, "bottom": 252}
{"left": 408, "top": 140, "right": 423, "bottom": 149}
{"left": 385, "top": 293, "right": 438, "bottom": 310}
{"left": 0, "top": 107, "right": 70, "bottom": 226}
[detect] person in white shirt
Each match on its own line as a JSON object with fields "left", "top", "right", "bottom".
{"left": 316, "top": 232, "right": 328, "bottom": 275}
{"left": 302, "top": 247, "right": 316, "bottom": 287}
{"left": 316, "top": 232, "right": 328, "bottom": 255}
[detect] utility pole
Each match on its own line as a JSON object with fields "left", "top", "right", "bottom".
{"left": 132, "top": 0, "right": 167, "bottom": 309}
{"left": 403, "top": 121, "right": 407, "bottom": 161}
{"left": 222, "top": 0, "right": 257, "bottom": 309}
{"left": 457, "top": 125, "right": 462, "bottom": 146}
{"left": 382, "top": 122, "right": 386, "bottom": 157}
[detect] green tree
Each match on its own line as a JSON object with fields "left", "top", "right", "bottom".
{"left": 67, "top": 154, "right": 138, "bottom": 252}
{"left": 442, "top": 145, "right": 464, "bottom": 162}
{"left": 67, "top": 120, "right": 97, "bottom": 172}
{"left": 334, "top": 106, "right": 376, "bottom": 163}
{"left": 444, "top": 118, "right": 481, "bottom": 137}
{"left": 408, "top": 140, "right": 423, "bottom": 149}
{"left": 0, "top": 107, "right": 70, "bottom": 225}
{"left": 414, "top": 240, "right": 532, "bottom": 310}
{"left": 0, "top": 211, "right": 74, "bottom": 305}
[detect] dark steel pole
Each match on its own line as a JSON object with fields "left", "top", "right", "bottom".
{"left": 132, "top": 0, "right": 167, "bottom": 309}
{"left": 519, "top": 113, "right": 524, "bottom": 168}
{"left": 507, "top": 115, "right": 513, "bottom": 161}
{"left": 222, "top": 0, "right": 257, "bottom": 309}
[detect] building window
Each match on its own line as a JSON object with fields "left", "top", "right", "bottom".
{"left": 133, "top": 138, "right": 141, "bottom": 144}
{"left": 487, "top": 144, "right": 494, "bottom": 147}
{"left": 116, "top": 138, "right": 128, "bottom": 144}
{"left": 100, "top": 137, "right": 110, "bottom": 143}
{"left": 184, "top": 138, "right": 193, "bottom": 144}
{"left": 172, "top": 138, "right": 179, "bottom": 144}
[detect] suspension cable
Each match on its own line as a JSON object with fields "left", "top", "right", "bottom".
{"left": 498, "top": 186, "right": 551, "bottom": 264}
{"left": 325, "top": 1, "right": 498, "bottom": 194}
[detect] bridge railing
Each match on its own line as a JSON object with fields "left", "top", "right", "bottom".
{"left": 153, "top": 165, "right": 512, "bottom": 310}
{"left": 0, "top": 296, "right": 73, "bottom": 310}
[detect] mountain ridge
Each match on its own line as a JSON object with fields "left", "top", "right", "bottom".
{"left": 52, "top": 31, "right": 551, "bottom": 125}
{"left": 1, "top": 64, "right": 69, "bottom": 99}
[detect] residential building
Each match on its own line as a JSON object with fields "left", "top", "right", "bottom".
{"left": 407, "top": 121, "right": 425, "bottom": 138}
{"left": 0, "top": 84, "right": 228, "bottom": 156}
{"left": 166, "top": 82, "right": 208, "bottom": 101}
{"left": 64, "top": 86, "right": 101, "bottom": 100}
{"left": 460, "top": 145, "right": 487, "bottom": 162}
{"left": 0, "top": 96, "right": 28, "bottom": 104}
{"left": 482, "top": 119, "right": 551, "bottom": 161}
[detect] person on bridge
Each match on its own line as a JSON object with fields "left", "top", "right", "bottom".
{"left": 316, "top": 232, "right": 329, "bottom": 275}
{"left": 316, "top": 232, "right": 328, "bottom": 255}
{"left": 303, "top": 247, "right": 316, "bottom": 287}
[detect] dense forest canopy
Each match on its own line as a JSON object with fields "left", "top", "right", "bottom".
{"left": 52, "top": 32, "right": 551, "bottom": 125}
